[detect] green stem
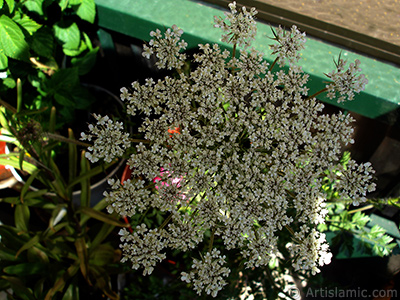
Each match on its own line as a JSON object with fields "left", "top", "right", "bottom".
{"left": 208, "top": 227, "right": 216, "bottom": 252}
{"left": 306, "top": 87, "right": 328, "bottom": 100}
{"left": 269, "top": 57, "right": 279, "bottom": 72}
{"left": 17, "top": 79, "right": 22, "bottom": 114}
{"left": 158, "top": 212, "right": 174, "bottom": 230}
{"left": 45, "top": 133, "right": 91, "bottom": 147}
{"left": 348, "top": 204, "right": 374, "bottom": 214}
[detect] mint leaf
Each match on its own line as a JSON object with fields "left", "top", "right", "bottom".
{"left": 75, "top": 0, "right": 95, "bottom": 24}
{"left": 0, "top": 15, "right": 30, "bottom": 61}
{"left": 53, "top": 21, "right": 80, "bottom": 51}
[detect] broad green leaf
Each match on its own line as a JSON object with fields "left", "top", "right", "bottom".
{"left": 3, "top": 262, "right": 46, "bottom": 276}
{"left": 54, "top": 92, "right": 75, "bottom": 107}
{"left": 2, "top": 77, "right": 15, "bottom": 88}
{"left": 0, "top": 0, "right": 4, "bottom": 9}
{"left": 12, "top": 13, "right": 42, "bottom": 35}
{"left": 31, "top": 27, "right": 54, "bottom": 58}
{"left": 68, "top": 0, "right": 82, "bottom": 5}
{"left": 0, "top": 15, "right": 30, "bottom": 61}
{"left": 58, "top": 0, "right": 69, "bottom": 10}
{"left": 15, "top": 204, "right": 30, "bottom": 232}
{"left": 75, "top": 0, "right": 95, "bottom": 23}
{"left": 63, "top": 38, "right": 87, "bottom": 56}
{"left": 0, "top": 51, "right": 7, "bottom": 69}
{"left": 23, "top": 0, "right": 44, "bottom": 15}
{"left": 53, "top": 21, "right": 80, "bottom": 50}
{"left": 46, "top": 67, "right": 79, "bottom": 94}
{"left": 5, "top": 0, "right": 15, "bottom": 13}
{"left": 71, "top": 47, "right": 98, "bottom": 75}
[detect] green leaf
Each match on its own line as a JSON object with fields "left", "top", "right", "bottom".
{"left": 23, "top": 0, "right": 44, "bottom": 15}
{"left": 2, "top": 77, "right": 15, "bottom": 88}
{"left": 71, "top": 47, "right": 98, "bottom": 75}
{"left": 53, "top": 21, "right": 80, "bottom": 50}
{"left": 12, "top": 13, "right": 42, "bottom": 35}
{"left": 75, "top": 0, "right": 95, "bottom": 23}
{"left": 31, "top": 27, "right": 54, "bottom": 58}
{"left": 0, "top": 15, "right": 30, "bottom": 61}
{"left": 0, "top": 51, "right": 7, "bottom": 69}
{"left": 3, "top": 262, "right": 46, "bottom": 276}
{"left": 54, "top": 92, "right": 75, "bottom": 106}
{"left": 16, "top": 234, "right": 41, "bottom": 257}
{"left": 68, "top": 0, "right": 82, "bottom": 5}
{"left": 89, "top": 244, "right": 115, "bottom": 267}
{"left": 15, "top": 204, "right": 30, "bottom": 232}
{"left": 5, "top": 0, "right": 15, "bottom": 13}
{"left": 63, "top": 38, "right": 87, "bottom": 56}
{"left": 46, "top": 67, "right": 79, "bottom": 93}
{"left": 78, "top": 207, "right": 129, "bottom": 227}
{"left": 0, "top": 0, "right": 4, "bottom": 10}
{"left": 0, "top": 276, "right": 36, "bottom": 300}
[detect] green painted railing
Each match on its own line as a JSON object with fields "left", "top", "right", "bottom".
{"left": 94, "top": 0, "right": 400, "bottom": 120}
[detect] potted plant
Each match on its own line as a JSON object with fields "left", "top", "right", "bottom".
{"left": 0, "top": 85, "right": 130, "bottom": 299}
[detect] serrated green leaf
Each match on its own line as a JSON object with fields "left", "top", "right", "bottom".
{"left": 23, "top": 0, "right": 44, "bottom": 15}
{"left": 31, "top": 27, "right": 54, "bottom": 58}
{"left": 0, "top": 15, "right": 30, "bottom": 61}
{"left": 53, "top": 21, "right": 80, "bottom": 50}
{"left": 71, "top": 47, "right": 98, "bottom": 75}
{"left": 75, "top": 0, "right": 95, "bottom": 23}
{"left": 0, "top": 51, "right": 8, "bottom": 69}
{"left": 12, "top": 13, "right": 42, "bottom": 35}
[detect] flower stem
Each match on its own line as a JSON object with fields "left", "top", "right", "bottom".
{"left": 306, "top": 87, "right": 328, "bottom": 100}
{"left": 269, "top": 57, "right": 279, "bottom": 72}
{"left": 208, "top": 227, "right": 216, "bottom": 252}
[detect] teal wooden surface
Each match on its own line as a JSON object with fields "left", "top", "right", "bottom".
{"left": 94, "top": 0, "right": 400, "bottom": 119}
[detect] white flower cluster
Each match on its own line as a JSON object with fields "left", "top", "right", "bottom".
{"left": 80, "top": 114, "right": 130, "bottom": 163}
{"left": 214, "top": 1, "right": 257, "bottom": 48}
{"left": 82, "top": 2, "right": 374, "bottom": 297}
{"left": 119, "top": 224, "right": 167, "bottom": 276}
{"left": 142, "top": 24, "right": 188, "bottom": 70}
{"left": 181, "top": 249, "right": 230, "bottom": 297}
{"left": 326, "top": 58, "right": 369, "bottom": 102}
{"left": 270, "top": 25, "right": 307, "bottom": 66}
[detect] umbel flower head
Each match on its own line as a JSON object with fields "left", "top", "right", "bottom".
{"left": 82, "top": 2, "right": 374, "bottom": 297}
